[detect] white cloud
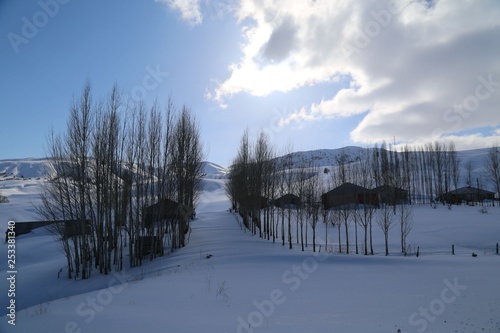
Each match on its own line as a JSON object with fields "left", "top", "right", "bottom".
{"left": 212, "top": 0, "right": 500, "bottom": 149}
{"left": 394, "top": 132, "right": 500, "bottom": 153}
{"left": 157, "top": 0, "right": 203, "bottom": 26}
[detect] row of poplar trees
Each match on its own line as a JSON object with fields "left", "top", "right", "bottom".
{"left": 38, "top": 83, "right": 204, "bottom": 279}
{"left": 226, "top": 130, "right": 500, "bottom": 256}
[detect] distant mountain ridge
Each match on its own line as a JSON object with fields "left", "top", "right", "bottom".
{"left": 0, "top": 146, "right": 492, "bottom": 187}
{"left": 276, "top": 146, "right": 369, "bottom": 168}
{"left": 0, "top": 158, "right": 50, "bottom": 179}
{"left": 273, "top": 146, "right": 494, "bottom": 192}
{"left": 0, "top": 158, "right": 228, "bottom": 180}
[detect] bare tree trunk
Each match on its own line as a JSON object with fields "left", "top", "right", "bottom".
{"left": 377, "top": 204, "right": 395, "bottom": 256}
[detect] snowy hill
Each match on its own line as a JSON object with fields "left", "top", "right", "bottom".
{"left": 277, "top": 146, "right": 490, "bottom": 169}
{"left": 0, "top": 158, "right": 50, "bottom": 179}
{"left": 0, "top": 159, "right": 227, "bottom": 180}
{"left": 275, "top": 146, "right": 369, "bottom": 168}
{"left": 1, "top": 175, "right": 500, "bottom": 332}
{"left": 1, "top": 148, "right": 499, "bottom": 332}
{"left": 201, "top": 161, "right": 228, "bottom": 179}
{"left": 273, "top": 146, "right": 494, "bottom": 191}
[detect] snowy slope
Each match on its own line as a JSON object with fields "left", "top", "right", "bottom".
{"left": 0, "top": 158, "right": 50, "bottom": 179}
{"left": 1, "top": 175, "right": 500, "bottom": 332}
{"left": 276, "top": 146, "right": 369, "bottom": 168}
{"left": 1, "top": 151, "right": 499, "bottom": 333}
{"left": 0, "top": 159, "right": 227, "bottom": 180}
{"left": 202, "top": 161, "right": 228, "bottom": 179}
{"left": 275, "top": 147, "right": 495, "bottom": 192}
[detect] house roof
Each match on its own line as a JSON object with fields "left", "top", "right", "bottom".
{"left": 372, "top": 185, "right": 408, "bottom": 193}
{"left": 144, "top": 198, "right": 180, "bottom": 211}
{"left": 273, "top": 193, "right": 301, "bottom": 208}
{"left": 323, "top": 182, "right": 372, "bottom": 196}
{"left": 444, "top": 186, "right": 494, "bottom": 196}
{"left": 274, "top": 193, "right": 301, "bottom": 203}
{"left": 275, "top": 193, "right": 301, "bottom": 202}
{"left": 4, "top": 220, "right": 84, "bottom": 235}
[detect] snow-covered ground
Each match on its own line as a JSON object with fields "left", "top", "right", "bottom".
{"left": 1, "top": 164, "right": 500, "bottom": 333}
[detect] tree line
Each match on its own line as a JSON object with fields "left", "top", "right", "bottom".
{"left": 38, "top": 82, "right": 204, "bottom": 279}
{"left": 226, "top": 130, "right": 500, "bottom": 256}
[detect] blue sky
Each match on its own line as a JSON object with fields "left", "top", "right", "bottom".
{"left": 1, "top": 0, "right": 499, "bottom": 166}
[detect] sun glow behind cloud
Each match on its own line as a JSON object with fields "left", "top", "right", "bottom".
{"left": 202, "top": 0, "right": 500, "bottom": 150}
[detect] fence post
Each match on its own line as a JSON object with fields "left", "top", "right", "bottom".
{"left": 452, "top": 244, "right": 455, "bottom": 255}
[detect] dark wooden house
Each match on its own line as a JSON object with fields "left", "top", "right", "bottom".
{"left": 4, "top": 219, "right": 90, "bottom": 242}
{"left": 437, "top": 186, "right": 495, "bottom": 204}
{"left": 373, "top": 185, "right": 409, "bottom": 205}
{"left": 4, "top": 221, "right": 53, "bottom": 242}
{"left": 322, "top": 182, "right": 378, "bottom": 210}
{"left": 62, "top": 220, "right": 92, "bottom": 238}
{"left": 273, "top": 193, "right": 302, "bottom": 209}
{"left": 245, "top": 195, "right": 270, "bottom": 210}
{"left": 142, "top": 198, "right": 180, "bottom": 227}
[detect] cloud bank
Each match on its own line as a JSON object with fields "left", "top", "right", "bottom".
{"left": 211, "top": 0, "right": 500, "bottom": 149}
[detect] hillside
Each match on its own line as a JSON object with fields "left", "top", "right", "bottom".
{"left": 0, "top": 159, "right": 227, "bottom": 180}
{"left": 0, "top": 147, "right": 499, "bottom": 332}
{"left": 0, "top": 158, "right": 50, "bottom": 179}
{"left": 1, "top": 170, "right": 499, "bottom": 332}
{"left": 272, "top": 146, "right": 495, "bottom": 192}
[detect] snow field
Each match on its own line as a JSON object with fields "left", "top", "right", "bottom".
{"left": 0, "top": 177, "right": 499, "bottom": 332}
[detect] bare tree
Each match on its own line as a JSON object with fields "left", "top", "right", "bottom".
{"left": 334, "top": 149, "right": 352, "bottom": 254}
{"left": 39, "top": 128, "right": 75, "bottom": 278}
{"left": 464, "top": 159, "right": 474, "bottom": 188}
{"left": 433, "top": 141, "right": 445, "bottom": 201}
{"left": 295, "top": 158, "right": 309, "bottom": 251}
{"left": 397, "top": 203, "right": 413, "bottom": 255}
{"left": 355, "top": 147, "right": 376, "bottom": 255}
{"left": 486, "top": 144, "right": 500, "bottom": 205}
{"left": 253, "top": 131, "right": 275, "bottom": 239}
{"left": 39, "top": 81, "right": 95, "bottom": 279}
{"left": 276, "top": 156, "right": 287, "bottom": 246}
{"left": 227, "top": 129, "right": 251, "bottom": 230}
{"left": 39, "top": 83, "right": 202, "bottom": 279}
{"left": 377, "top": 204, "right": 395, "bottom": 256}
{"left": 284, "top": 150, "right": 295, "bottom": 250}
{"left": 304, "top": 163, "right": 321, "bottom": 252}
{"left": 449, "top": 142, "right": 460, "bottom": 192}
{"left": 170, "top": 106, "right": 205, "bottom": 247}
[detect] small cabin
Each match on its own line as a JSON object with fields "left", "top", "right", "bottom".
{"left": 438, "top": 186, "right": 495, "bottom": 204}
{"left": 373, "top": 185, "right": 409, "bottom": 205}
{"left": 4, "top": 219, "right": 91, "bottom": 242}
{"left": 142, "top": 199, "right": 180, "bottom": 227}
{"left": 273, "top": 194, "right": 302, "bottom": 209}
{"left": 322, "top": 182, "right": 378, "bottom": 210}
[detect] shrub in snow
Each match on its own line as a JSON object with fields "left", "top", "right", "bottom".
{"left": 0, "top": 191, "right": 9, "bottom": 203}
{"left": 478, "top": 206, "right": 489, "bottom": 214}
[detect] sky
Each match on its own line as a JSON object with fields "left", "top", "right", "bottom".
{"left": 1, "top": 0, "right": 499, "bottom": 167}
